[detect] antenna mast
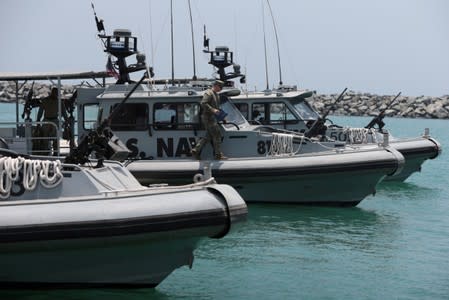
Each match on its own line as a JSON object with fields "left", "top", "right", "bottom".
{"left": 170, "top": 0, "right": 175, "bottom": 86}
{"left": 262, "top": 1, "right": 269, "bottom": 90}
{"left": 148, "top": 0, "right": 155, "bottom": 67}
{"left": 188, "top": 0, "right": 197, "bottom": 80}
{"left": 266, "top": 0, "right": 282, "bottom": 86}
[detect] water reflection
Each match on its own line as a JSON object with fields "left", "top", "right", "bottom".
{"left": 251, "top": 204, "right": 398, "bottom": 248}
{"left": 197, "top": 203, "right": 400, "bottom": 263}
{"left": 375, "top": 180, "right": 446, "bottom": 206}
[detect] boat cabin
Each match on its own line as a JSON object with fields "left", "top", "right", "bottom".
{"left": 231, "top": 89, "right": 319, "bottom": 132}
{"left": 76, "top": 84, "right": 291, "bottom": 160}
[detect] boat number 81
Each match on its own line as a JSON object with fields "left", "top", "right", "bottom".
{"left": 257, "top": 140, "right": 272, "bottom": 154}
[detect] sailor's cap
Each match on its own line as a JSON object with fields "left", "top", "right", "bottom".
{"left": 213, "top": 80, "right": 225, "bottom": 88}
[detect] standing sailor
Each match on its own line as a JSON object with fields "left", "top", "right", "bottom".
{"left": 36, "top": 87, "right": 67, "bottom": 155}
{"left": 191, "top": 80, "right": 227, "bottom": 160}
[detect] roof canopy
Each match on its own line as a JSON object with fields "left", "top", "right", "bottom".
{"left": 0, "top": 71, "right": 111, "bottom": 82}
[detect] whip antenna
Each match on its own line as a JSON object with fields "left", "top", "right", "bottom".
{"left": 170, "top": 0, "right": 175, "bottom": 86}
{"left": 266, "top": 0, "right": 282, "bottom": 86}
{"left": 148, "top": 0, "right": 155, "bottom": 67}
{"left": 262, "top": 1, "right": 270, "bottom": 90}
{"left": 188, "top": 0, "right": 197, "bottom": 80}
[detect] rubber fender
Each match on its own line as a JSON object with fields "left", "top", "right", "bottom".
{"left": 206, "top": 184, "right": 248, "bottom": 239}
{"left": 427, "top": 137, "right": 442, "bottom": 159}
{"left": 384, "top": 146, "right": 405, "bottom": 176}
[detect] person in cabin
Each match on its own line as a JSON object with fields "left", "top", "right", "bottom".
{"left": 36, "top": 87, "right": 68, "bottom": 155}
{"left": 191, "top": 80, "right": 227, "bottom": 160}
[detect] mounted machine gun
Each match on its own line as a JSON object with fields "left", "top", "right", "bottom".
{"left": 64, "top": 74, "right": 147, "bottom": 167}
{"left": 21, "top": 82, "right": 39, "bottom": 121}
{"left": 305, "top": 87, "right": 348, "bottom": 138}
{"left": 365, "top": 92, "right": 401, "bottom": 131}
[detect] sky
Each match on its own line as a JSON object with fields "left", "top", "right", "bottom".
{"left": 1, "top": 0, "right": 449, "bottom": 96}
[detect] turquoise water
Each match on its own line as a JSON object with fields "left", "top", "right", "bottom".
{"left": 1, "top": 104, "right": 448, "bottom": 299}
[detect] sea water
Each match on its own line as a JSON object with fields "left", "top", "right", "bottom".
{"left": 1, "top": 105, "right": 448, "bottom": 300}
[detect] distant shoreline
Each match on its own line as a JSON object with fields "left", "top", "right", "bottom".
{"left": 1, "top": 82, "right": 448, "bottom": 119}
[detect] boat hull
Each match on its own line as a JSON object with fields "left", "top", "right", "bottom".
{"left": 0, "top": 163, "right": 247, "bottom": 287}
{"left": 0, "top": 232, "right": 201, "bottom": 288}
{"left": 127, "top": 147, "right": 404, "bottom": 206}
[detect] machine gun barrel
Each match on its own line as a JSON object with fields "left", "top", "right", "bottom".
{"left": 322, "top": 87, "right": 348, "bottom": 120}
{"left": 21, "top": 81, "right": 35, "bottom": 119}
{"left": 365, "top": 91, "right": 401, "bottom": 129}
{"left": 65, "top": 73, "right": 146, "bottom": 165}
{"left": 103, "top": 74, "right": 146, "bottom": 129}
{"left": 305, "top": 87, "right": 347, "bottom": 138}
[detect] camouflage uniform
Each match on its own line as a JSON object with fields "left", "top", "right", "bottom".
{"left": 36, "top": 89, "right": 67, "bottom": 155}
{"left": 191, "top": 88, "right": 224, "bottom": 159}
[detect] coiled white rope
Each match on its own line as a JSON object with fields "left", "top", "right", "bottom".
{"left": 38, "top": 159, "right": 63, "bottom": 188}
{"left": 343, "top": 127, "right": 378, "bottom": 144}
{"left": 267, "top": 133, "right": 303, "bottom": 156}
{"left": 0, "top": 157, "right": 21, "bottom": 198}
{"left": 0, "top": 157, "right": 63, "bottom": 199}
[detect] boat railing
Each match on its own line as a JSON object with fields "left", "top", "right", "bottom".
{"left": 0, "top": 120, "right": 73, "bottom": 156}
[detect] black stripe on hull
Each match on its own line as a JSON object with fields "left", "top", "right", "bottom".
{"left": 398, "top": 147, "right": 439, "bottom": 158}
{"left": 131, "top": 160, "right": 398, "bottom": 180}
{"left": 0, "top": 210, "right": 228, "bottom": 243}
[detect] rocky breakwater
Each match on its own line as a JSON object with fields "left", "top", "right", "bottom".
{"left": 311, "top": 90, "right": 449, "bottom": 119}
{"left": 0, "top": 82, "right": 74, "bottom": 103}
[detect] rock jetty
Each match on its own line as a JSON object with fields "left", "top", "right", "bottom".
{"left": 1, "top": 82, "right": 448, "bottom": 119}
{"left": 312, "top": 90, "right": 449, "bottom": 119}
{"left": 0, "top": 82, "right": 74, "bottom": 103}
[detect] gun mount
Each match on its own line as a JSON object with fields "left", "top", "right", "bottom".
{"left": 305, "top": 88, "right": 348, "bottom": 138}
{"left": 64, "top": 74, "right": 146, "bottom": 167}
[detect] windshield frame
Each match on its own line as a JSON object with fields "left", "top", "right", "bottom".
{"left": 289, "top": 97, "right": 320, "bottom": 121}
{"left": 220, "top": 96, "right": 249, "bottom": 128}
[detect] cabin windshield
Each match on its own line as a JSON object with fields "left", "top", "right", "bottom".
{"left": 220, "top": 96, "right": 248, "bottom": 127}
{"left": 289, "top": 98, "right": 320, "bottom": 121}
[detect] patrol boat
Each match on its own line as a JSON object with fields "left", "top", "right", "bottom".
{"left": 191, "top": 33, "right": 439, "bottom": 182}
{"left": 0, "top": 58, "right": 247, "bottom": 287}
{"left": 73, "top": 28, "right": 404, "bottom": 206}
{"left": 0, "top": 124, "right": 247, "bottom": 288}
{"left": 230, "top": 87, "right": 441, "bottom": 182}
